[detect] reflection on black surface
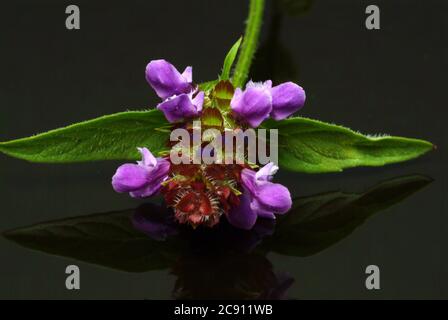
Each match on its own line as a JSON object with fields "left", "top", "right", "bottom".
{"left": 3, "top": 174, "right": 432, "bottom": 299}
{"left": 171, "top": 252, "right": 293, "bottom": 300}
{"left": 277, "top": 0, "right": 314, "bottom": 16}
{"left": 252, "top": 0, "right": 314, "bottom": 83}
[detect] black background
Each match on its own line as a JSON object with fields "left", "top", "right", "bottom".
{"left": 0, "top": 0, "right": 446, "bottom": 299}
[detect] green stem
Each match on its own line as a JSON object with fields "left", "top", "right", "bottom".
{"left": 232, "top": 0, "right": 265, "bottom": 88}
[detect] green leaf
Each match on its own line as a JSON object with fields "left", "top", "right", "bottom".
{"left": 220, "top": 37, "right": 242, "bottom": 81}
{"left": 3, "top": 207, "right": 184, "bottom": 273}
{"left": 263, "top": 117, "right": 434, "bottom": 173}
{"left": 261, "top": 174, "right": 432, "bottom": 257}
{"left": 0, "top": 109, "right": 171, "bottom": 163}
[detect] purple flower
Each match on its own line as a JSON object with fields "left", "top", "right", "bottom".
{"left": 112, "top": 147, "right": 170, "bottom": 198}
{"left": 227, "top": 163, "right": 292, "bottom": 230}
{"left": 230, "top": 81, "right": 273, "bottom": 128}
{"left": 157, "top": 91, "right": 204, "bottom": 123}
{"left": 270, "top": 82, "right": 306, "bottom": 121}
{"left": 145, "top": 59, "right": 204, "bottom": 123}
{"left": 146, "top": 59, "right": 193, "bottom": 99}
{"left": 230, "top": 80, "right": 306, "bottom": 127}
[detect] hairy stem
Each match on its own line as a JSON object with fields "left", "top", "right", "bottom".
{"left": 232, "top": 0, "right": 265, "bottom": 88}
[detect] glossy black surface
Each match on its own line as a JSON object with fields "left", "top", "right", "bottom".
{"left": 0, "top": 0, "right": 446, "bottom": 299}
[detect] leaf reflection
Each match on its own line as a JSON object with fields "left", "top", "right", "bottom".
{"left": 262, "top": 174, "right": 433, "bottom": 256}
{"left": 3, "top": 174, "right": 432, "bottom": 298}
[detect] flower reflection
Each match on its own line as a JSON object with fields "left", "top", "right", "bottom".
{"left": 172, "top": 254, "right": 293, "bottom": 300}
{"left": 132, "top": 202, "right": 275, "bottom": 253}
{"left": 132, "top": 203, "right": 178, "bottom": 241}
{"left": 131, "top": 202, "right": 292, "bottom": 299}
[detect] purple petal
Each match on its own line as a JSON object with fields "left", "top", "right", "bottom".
{"left": 241, "top": 168, "right": 258, "bottom": 195}
{"left": 270, "top": 82, "right": 306, "bottom": 120}
{"left": 230, "top": 84, "right": 272, "bottom": 128}
{"left": 250, "top": 198, "right": 276, "bottom": 219}
{"left": 241, "top": 165, "right": 291, "bottom": 216}
{"left": 145, "top": 59, "right": 192, "bottom": 99}
{"left": 255, "top": 182, "right": 292, "bottom": 214}
{"left": 191, "top": 91, "right": 204, "bottom": 113}
{"left": 246, "top": 80, "right": 272, "bottom": 90}
{"left": 157, "top": 93, "right": 201, "bottom": 123}
{"left": 181, "top": 66, "right": 193, "bottom": 83}
{"left": 129, "top": 180, "right": 162, "bottom": 198}
{"left": 130, "top": 159, "right": 170, "bottom": 198}
{"left": 137, "top": 147, "right": 157, "bottom": 167}
{"left": 148, "top": 158, "right": 171, "bottom": 183}
{"left": 231, "top": 88, "right": 243, "bottom": 106}
{"left": 112, "top": 164, "right": 149, "bottom": 193}
{"left": 255, "top": 162, "right": 279, "bottom": 181}
{"left": 227, "top": 190, "right": 258, "bottom": 230}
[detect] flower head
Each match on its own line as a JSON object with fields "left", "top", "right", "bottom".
{"left": 226, "top": 162, "right": 292, "bottom": 230}
{"left": 112, "top": 147, "right": 170, "bottom": 198}
{"left": 113, "top": 59, "right": 298, "bottom": 230}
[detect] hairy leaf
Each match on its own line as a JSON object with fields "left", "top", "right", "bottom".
{"left": 221, "top": 37, "right": 242, "bottom": 81}
{"left": 0, "top": 110, "right": 171, "bottom": 163}
{"left": 263, "top": 117, "right": 433, "bottom": 173}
